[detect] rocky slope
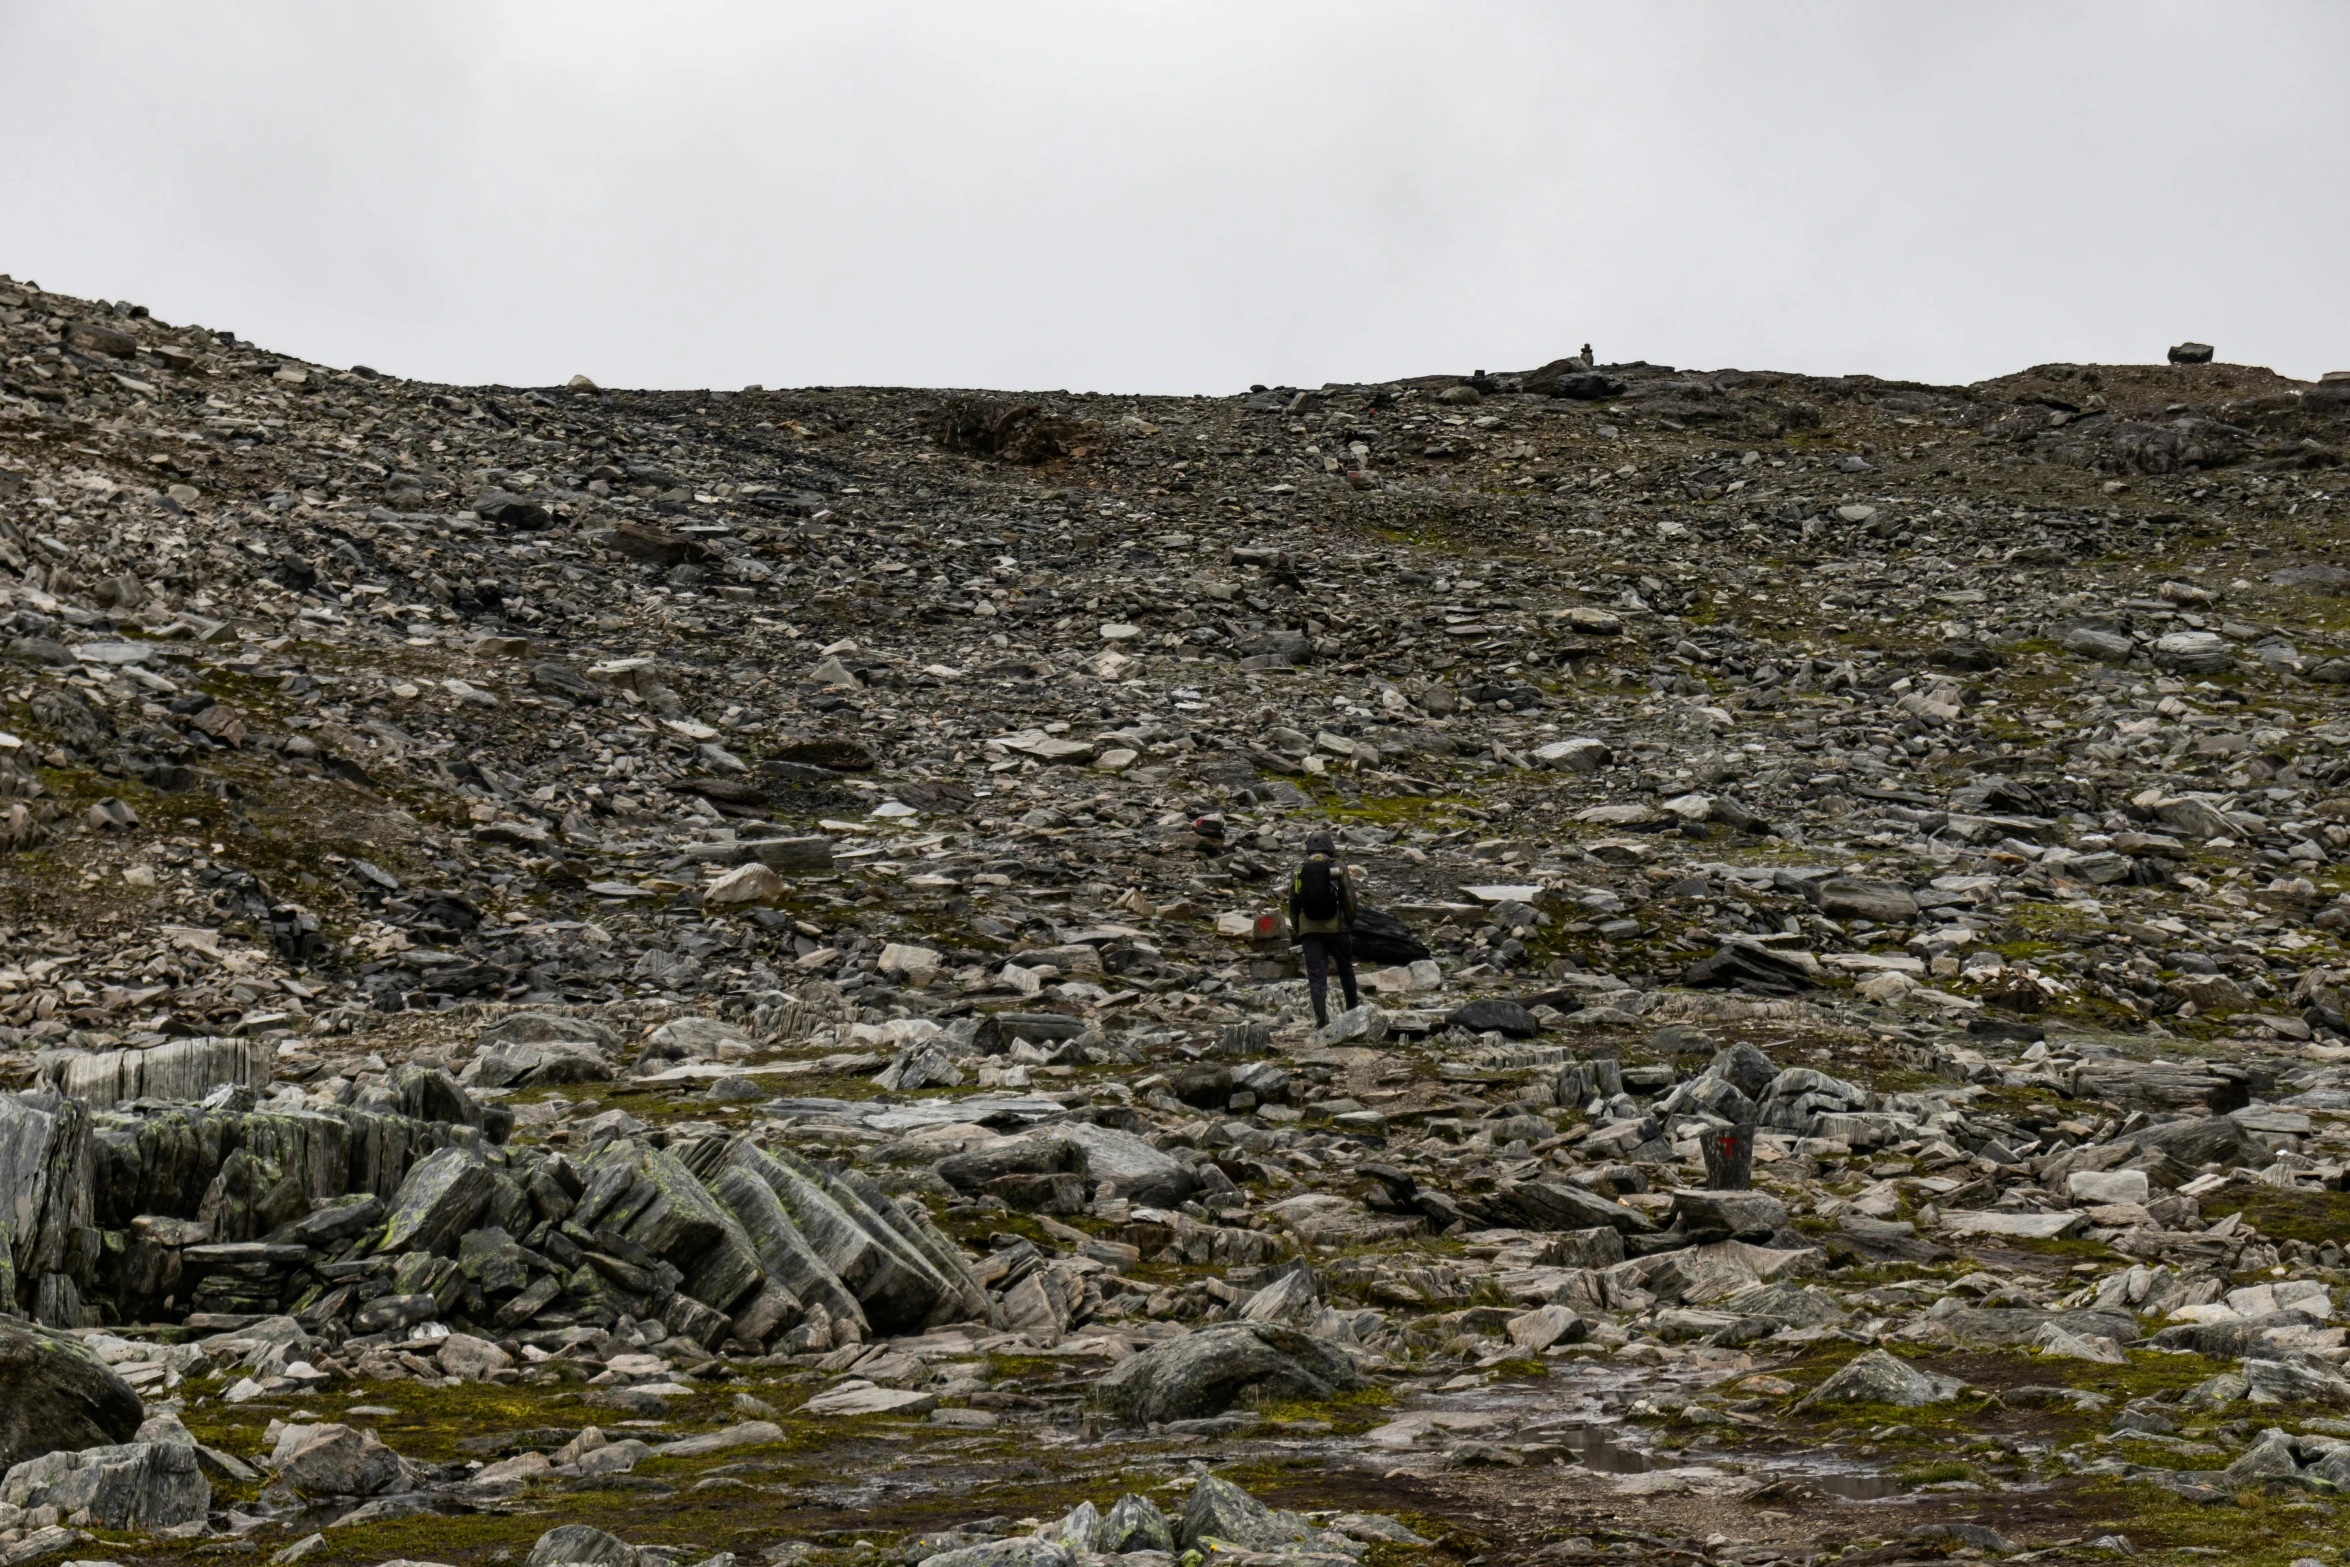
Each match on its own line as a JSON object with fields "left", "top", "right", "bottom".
{"left": 5, "top": 271, "right": 2350, "bottom": 1567}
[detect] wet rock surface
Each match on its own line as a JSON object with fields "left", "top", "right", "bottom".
{"left": 5, "top": 282, "right": 2350, "bottom": 1562}
{"left": 0, "top": 1317, "right": 146, "bottom": 1468}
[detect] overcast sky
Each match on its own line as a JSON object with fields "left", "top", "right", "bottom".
{"left": 4, "top": 2, "right": 2346, "bottom": 393}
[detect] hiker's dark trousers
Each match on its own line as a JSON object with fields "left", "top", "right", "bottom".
{"left": 1302, "top": 933, "right": 1359, "bottom": 1016}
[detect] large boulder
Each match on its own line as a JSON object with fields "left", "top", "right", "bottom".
{"left": 1670, "top": 1190, "right": 1788, "bottom": 1242}
{"left": 2129, "top": 1114, "right": 2256, "bottom": 1168}
{"left": 1055, "top": 1122, "right": 1198, "bottom": 1207}
{"left": 1092, "top": 1322, "right": 1369, "bottom": 1424}
{"left": 642, "top": 1016, "right": 750, "bottom": 1061}
{"left": 0, "top": 1440, "right": 209, "bottom": 1527}
{"left": 1706, "top": 1042, "right": 1779, "bottom": 1099}
{"left": 1177, "top": 1474, "right": 1329, "bottom": 1553}
{"left": 1795, "top": 1348, "right": 1962, "bottom": 1409}
{"left": 436, "top": 1332, "right": 514, "bottom": 1381}
{"left": 467, "top": 1038, "right": 612, "bottom": 1089}
{"left": 1812, "top": 878, "right": 1918, "bottom": 923}
{"left": 390, "top": 1063, "right": 489, "bottom": 1131}
{"left": 1447, "top": 999, "right": 1541, "bottom": 1039}
{"left": 1350, "top": 908, "right": 1431, "bottom": 964}
{"left": 935, "top": 1131, "right": 1089, "bottom": 1193}
{"left": 527, "top": 1525, "right": 645, "bottom": 1567}
{"left": 2243, "top": 1357, "right": 2350, "bottom": 1407}
{"left": 1098, "top": 1493, "right": 1175, "bottom": 1553}
{"left": 916, "top": 1544, "right": 1071, "bottom": 1567}
{"left": 1473, "top": 1178, "right": 1657, "bottom": 1235}
{"left": 2150, "top": 1310, "right": 2333, "bottom": 1360}
{"left": 1755, "top": 1067, "right": 1867, "bottom": 1133}
{"left": 274, "top": 1422, "right": 408, "bottom": 1497}
{"left": 0, "top": 1317, "right": 145, "bottom": 1469}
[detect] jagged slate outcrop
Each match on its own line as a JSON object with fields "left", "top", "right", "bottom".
{"left": 1092, "top": 1321, "right": 1369, "bottom": 1422}
{"left": 0, "top": 1093, "right": 96, "bottom": 1324}
{"left": 41, "top": 1035, "right": 274, "bottom": 1108}
{"left": 704, "top": 1138, "right": 948, "bottom": 1331}
{"left": 695, "top": 1148, "right": 868, "bottom": 1335}
{"left": 837, "top": 1167, "right": 997, "bottom": 1326}
{"left": 572, "top": 1140, "right": 765, "bottom": 1316}
{"left": 0, "top": 1316, "right": 146, "bottom": 1469}
{"left": 0, "top": 1440, "right": 209, "bottom": 1527}
{"left": 83, "top": 1102, "right": 477, "bottom": 1232}
{"left": 375, "top": 1145, "right": 494, "bottom": 1256}
{"left": 773, "top": 1145, "right": 964, "bottom": 1328}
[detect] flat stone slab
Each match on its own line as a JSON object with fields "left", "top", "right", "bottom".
{"left": 1820, "top": 952, "right": 1926, "bottom": 975}
{"left": 799, "top": 1380, "right": 939, "bottom": 1417}
{"left": 71, "top": 641, "right": 158, "bottom": 666}
{"left": 1941, "top": 1209, "right": 2087, "bottom": 1240}
{"left": 1363, "top": 1411, "right": 1512, "bottom": 1449}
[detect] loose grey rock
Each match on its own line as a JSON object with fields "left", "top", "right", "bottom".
{"left": 0, "top": 1441, "right": 209, "bottom": 1528}
{"left": 1795, "top": 1348, "right": 1964, "bottom": 1408}
{"left": 527, "top": 1525, "right": 644, "bottom": 1567}
{"left": 275, "top": 1423, "right": 409, "bottom": 1498}
{"left": 1093, "top": 1323, "right": 1370, "bottom": 1423}
{"left": 0, "top": 1319, "right": 145, "bottom": 1470}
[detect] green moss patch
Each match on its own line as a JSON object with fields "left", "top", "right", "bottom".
{"left": 2201, "top": 1186, "right": 2350, "bottom": 1247}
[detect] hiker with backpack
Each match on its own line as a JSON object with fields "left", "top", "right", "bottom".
{"left": 1289, "top": 829, "right": 1360, "bottom": 1027}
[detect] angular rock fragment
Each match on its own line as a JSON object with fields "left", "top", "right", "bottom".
{"left": 0, "top": 1318, "right": 146, "bottom": 1469}
{"left": 1795, "top": 1348, "right": 1963, "bottom": 1408}
{"left": 1092, "top": 1322, "right": 1369, "bottom": 1423}
{"left": 0, "top": 1441, "right": 208, "bottom": 1528}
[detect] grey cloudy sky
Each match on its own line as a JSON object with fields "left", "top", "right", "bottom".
{"left": 4, "top": 2, "right": 2346, "bottom": 393}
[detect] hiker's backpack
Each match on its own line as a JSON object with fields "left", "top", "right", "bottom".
{"left": 1298, "top": 857, "right": 1341, "bottom": 920}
